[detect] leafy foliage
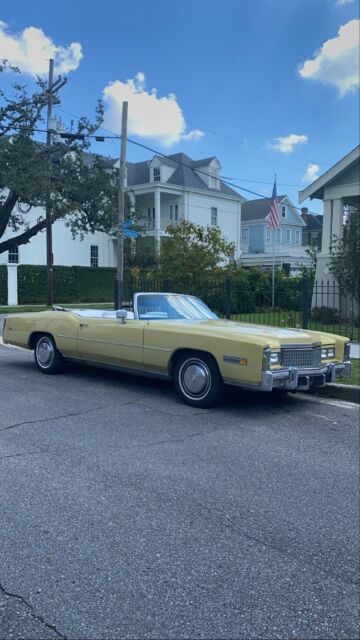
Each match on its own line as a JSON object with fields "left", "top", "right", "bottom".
{"left": 330, "top": 208, "right": 360, "bottom": 306}
{"left": 0, "top": 60, "right": 119, "bottom": 254}
{"left": 160, "top": 220, "right": 235, "bottom": 282}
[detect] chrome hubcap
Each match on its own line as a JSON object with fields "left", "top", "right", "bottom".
{"left": 180, "top": 359, "right": 211, "bottom": 399}
{"left": 36, "top": 338, "right": 54, "bottom": 367}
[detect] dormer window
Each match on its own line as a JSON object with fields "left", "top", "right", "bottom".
{"left": 153, "top": 167, "right": 160, "bottom": 182}
{"left": 281, "top": 204, "right": 287, "bottom": 218}
{"left": 209, "top": 166, "right": 220, "bottom": 189}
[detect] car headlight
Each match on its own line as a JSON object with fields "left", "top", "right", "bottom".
{"left": 344, "top": 342, "right": 351, "bottom": 361}
{"left": 321, "top": 345, "right": 335, "bottom": 360}
{"left": 270, "top": 351, "right": 281, "bottom": 366}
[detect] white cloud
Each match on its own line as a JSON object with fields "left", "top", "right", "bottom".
{"left": 302, "top": 163, "right": 320, "bottom": 183}
{"left": 298, "top": 19, "right": 359, "bottom": 96}
{"left": 182, "top": 129, "right": 204, "bottom": 141}
{"left": 266, "top": 134, "right": 308, "bottom": 154}
{"left": 103, "top": 72, "right": 204, "bottom": 147}
{"left": 0, "top": 21, "right": 83, "bottom": 75}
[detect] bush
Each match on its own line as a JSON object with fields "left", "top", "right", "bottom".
{"left": 311, "top": 306, "right": 340, "bottom": 324}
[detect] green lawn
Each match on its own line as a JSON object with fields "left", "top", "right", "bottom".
{"left": 340, "top": 359, "right": 360, "bottom": 386}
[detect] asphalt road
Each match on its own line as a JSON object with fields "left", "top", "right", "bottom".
{"left": 0, "top": 344, "right": 359, "bottom": 640}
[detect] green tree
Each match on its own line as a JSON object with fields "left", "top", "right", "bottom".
{"left": 0, "top": 60, "right": 119, "bottom": 255}
{"left": 160, "top": 220, "right": 235, "bottom": 281}
{"left": 330, "top": 208, "right": 360, "bottom": 306}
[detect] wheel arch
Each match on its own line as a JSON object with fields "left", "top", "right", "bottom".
{"left": 29, "top": 330, "right": 56, "bottom": 350}
{"left": 168, "top": 348, "right": 222, "bottom": 380}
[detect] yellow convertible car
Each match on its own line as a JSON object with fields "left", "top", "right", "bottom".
{"left": 2, "top": 292, "right": 352, "bottom": 407}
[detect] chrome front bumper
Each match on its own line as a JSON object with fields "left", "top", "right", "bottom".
{"left": 260, "top": 361, "right": 352, "bottom": 392}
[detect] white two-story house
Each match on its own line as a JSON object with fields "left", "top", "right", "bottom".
{"left": 124, "top": 153, "right": 244, "bottom": 258}
{"left": 240, "top": 195, "right": 311, "bottom": 274}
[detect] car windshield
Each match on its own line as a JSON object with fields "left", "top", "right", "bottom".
{"left": 136, "top": 294, "right": 218, "bottom": 321}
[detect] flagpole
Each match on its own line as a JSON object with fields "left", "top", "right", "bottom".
{"left": 272, "top": 227, "right": 275, "bottom": 308}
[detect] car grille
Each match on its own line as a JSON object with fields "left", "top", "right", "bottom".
{"left": 281, "top": 345, "right": 321, "bottom": 368}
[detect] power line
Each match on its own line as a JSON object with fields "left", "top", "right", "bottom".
{"left": 4, "top": 124, "right": 322, "bottom": 216}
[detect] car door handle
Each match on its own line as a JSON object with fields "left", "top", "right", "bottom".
{"left": 79, "top": 322, "right": 88, "bottom": 328}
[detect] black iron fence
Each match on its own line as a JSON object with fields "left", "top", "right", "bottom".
{"left": 121, "top": 276, "right": 359, "bottom": 340}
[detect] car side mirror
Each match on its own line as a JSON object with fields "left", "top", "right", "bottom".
{"left": 116, "top": 309, "right": 127, "bottom": 324}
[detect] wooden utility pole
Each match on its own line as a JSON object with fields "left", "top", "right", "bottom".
{"left": 45, "top": 58, "right": 55, "bottom": 306}
{"left": 115, "top": 101, "right": 128, "bottom": 309}
{"left": 44, "top": 59, "right": 67, "bottom": 306}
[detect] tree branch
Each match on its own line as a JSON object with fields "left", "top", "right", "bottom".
{"left": 0, "top": 217, "right": 47, "bottom": 254}
{"left": 0, "top": 190, "right": 19, "bottom": 237}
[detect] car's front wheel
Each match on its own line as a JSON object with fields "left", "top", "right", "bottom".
{"left": 173, "top": 352, "right": 224, "bottom": 408}
{"left": 34, "top": 335, "right": 64, "bottom": 374}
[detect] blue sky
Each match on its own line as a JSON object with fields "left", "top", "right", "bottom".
{"left": 1, "top": 0, "right": 359, "bottom": 214}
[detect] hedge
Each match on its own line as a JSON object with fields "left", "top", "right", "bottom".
{"left": 17, "top": 264, "right": 133, "bottom": 304}
{"left": 0, "top": 265, "right": 7, "bottom": 305}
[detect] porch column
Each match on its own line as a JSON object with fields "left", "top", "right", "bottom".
{"left": 7, "top": 264, "right": 18, "bottom": 306}
{"left": 321, "top": 198, "right": 344, "bottom": 255}
{"left": 331, "top": 198, "right": 344, "bottom": 245}
{"left": 321, "top": 199, "right": 332, "bottom": 255}
{"left": 154, "top": 189, "right": 161, "bottom": 255}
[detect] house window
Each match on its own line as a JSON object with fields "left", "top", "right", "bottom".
{"left": 153, "top": 167, "right": 160, "bottom": 182}
{"left": 90, "top": 245, "right": 98, "bottom": 268}
{"left": 286, "top": 228, "right": 291, "bottom": 244}
{"left": 211, "top": 207, "right": 218, "bottom": 226}
{"left": 276, "top": 228, "right": 281, "bottom": 243}
{"left": 241, "top": 227, "right": 249, "bottom": 248}
{"left": 266, "top": 227, "right": 271, "bottom": 243}
{"left": 295, "top": 229, "right": 300, "bottom": 245}
{"left": 281, "top": 205, "right": 287, "bottom": 218}
{"left": 170, "top": 204, "right": 173, "bottom": 220}
{"left": 8, "top": 246, "right": 19, "bottom": 264}
{"left": 174, "top": 204, "right": 178, "bottom": 221}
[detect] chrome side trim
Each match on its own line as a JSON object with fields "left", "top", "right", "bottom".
{"left": 77, "top": 337, "right": 143, "bottom": 349}
{"left": 143, "top": 345, "right": 172, "bottom": 352}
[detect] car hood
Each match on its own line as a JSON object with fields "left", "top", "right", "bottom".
{"left": 160, "top": 318, "right": 341, "bottom": 348}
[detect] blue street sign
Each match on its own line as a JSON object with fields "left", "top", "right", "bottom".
{"left": 123, "top": 228, "right": 139, "bottom": 238}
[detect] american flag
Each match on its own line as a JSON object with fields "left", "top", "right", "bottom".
{"left": 268, "top": 178, "right": 279, "bottom": 229}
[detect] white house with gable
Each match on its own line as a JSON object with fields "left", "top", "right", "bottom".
{"left": 124, "top": 153, "right": 244, "bottom": 257}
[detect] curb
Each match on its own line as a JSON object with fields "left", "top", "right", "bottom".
{"left": 311, "top": 383, "right": 360, "bottom": 405}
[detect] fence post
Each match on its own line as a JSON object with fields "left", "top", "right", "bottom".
{"left": 225, "top": 277, "right": 232, "bottom": 320}
{"left": 114, "top": 277, "right": 119, "bottom": 309}
{"left": 302, "top": 277, "right": 308, "bottom": 329}
{"left": 162, "top": 277, "right": 170, "bottom": 292}
{"left": 7, "top": 264, "right": 18, "bottom": 306}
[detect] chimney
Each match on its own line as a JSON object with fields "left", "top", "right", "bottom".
{"left": 301, "top": 207, "right": 308, "bottom": 223}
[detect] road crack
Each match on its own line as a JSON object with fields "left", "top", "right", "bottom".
{"left": 0, "top": 449, "right": 49, "bottom": 462}
{"left": 0, "top": 581, "right": 67, "bottom": 639}
{"left": 0, "top": 399, "right": 143, "bottom": 433}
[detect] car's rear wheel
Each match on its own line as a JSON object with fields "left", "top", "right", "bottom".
{"left": 34, "top": 335, "right": 64, "bottom": 374}
{"left": 173, "top": 352, "right": 224, "bottom": 408}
